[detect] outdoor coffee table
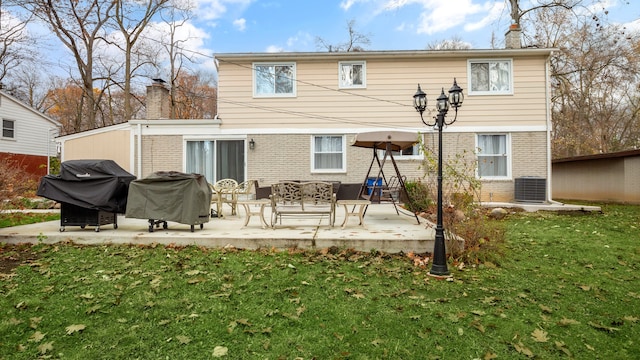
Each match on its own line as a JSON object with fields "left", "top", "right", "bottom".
{"left": 237, "top": 199, "right": 271, "bottom": 229}
{"left": 336, "top": 199, "right": 371, "bottom": 229}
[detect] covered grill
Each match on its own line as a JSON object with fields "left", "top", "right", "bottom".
{"left": 125, "top": 171, "right": 212, "bottom": 232}
{"left": 36, "top": 160, "right": 136, "bottom": 232}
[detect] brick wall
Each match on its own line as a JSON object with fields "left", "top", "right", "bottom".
{"left": 422, "top": 131, "right": 548, "bottom": 202}
{"left": 138, "top": 135, "right": 182, "bottom": 177}
{"left": 247, "top": 134, "right": 425, "bottom": 187}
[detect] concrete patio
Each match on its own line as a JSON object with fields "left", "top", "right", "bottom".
{"left": 0, "top": 201, "right": 601, "bottom": 253}
{"left": 0, "top": 204, "right": 437, "bottom": 254}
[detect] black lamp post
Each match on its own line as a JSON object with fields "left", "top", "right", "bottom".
{"left": 413, "top": 79, "right": 464, "bottom": 276}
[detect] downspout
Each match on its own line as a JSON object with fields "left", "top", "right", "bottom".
{"left": 545, "top": 52, "right": 557, "bottom": 204}
{"left": 137, "top": 123, "right": 142, "bottom": 178}
{"left": 128, "top": 122, "right": 135, "bottom": 176}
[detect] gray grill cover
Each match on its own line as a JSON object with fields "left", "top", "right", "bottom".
{"left": 125, "top": 171, "right": 212, "bottom": 225}
{"left": 36, "top": 160, "right": 136, "bottom": 213}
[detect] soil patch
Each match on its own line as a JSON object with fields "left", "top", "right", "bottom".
{"left": 0, "top": 244, "right": 40, "bottom": 274}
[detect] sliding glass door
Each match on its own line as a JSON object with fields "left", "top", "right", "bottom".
{"left": 186, "top": 139, "right": 245, "bottom": 183}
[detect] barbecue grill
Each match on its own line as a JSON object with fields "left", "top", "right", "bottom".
{"left": 125, "top": 171, "right": 212, "bottom": 232}
{"left": 36, "top": 160, "right": 136, "bottom": 232}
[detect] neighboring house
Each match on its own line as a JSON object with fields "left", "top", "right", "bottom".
{"left": 58, "top": 37, "right": 555, "bottom": 203}
{"left": 553, "top": 150, "right": 640, "bottom": 204}
{"left": 0, "top": 90, "right": 61, "bottom": 177}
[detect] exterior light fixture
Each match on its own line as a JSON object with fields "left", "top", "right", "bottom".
{"left": 413, "top": 78, "right": 464, "bottom": 276}
{"left": 249, "top": 138, "right": 255, "bottom": 150}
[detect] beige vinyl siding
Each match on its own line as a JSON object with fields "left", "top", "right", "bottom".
{"left": 63, "top": 129, "right": 131, "bottom": 170}
{"left": 217, "top": 54, "right": 549, "bottom": 130}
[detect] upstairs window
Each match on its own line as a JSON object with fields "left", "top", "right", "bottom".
{"left": 2, "top": 119, "right": 15, "bottom": 139}
{"left": 469, "top": 59, "right": 512, "bottom": 95}
{"left": 254, "top": 62, "right": 296, "bottom": 97}
{"left": 339, "top": 61, "right": 366, "bottom": 88}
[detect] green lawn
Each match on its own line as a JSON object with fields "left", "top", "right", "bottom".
{"left": 0, "top": 203, "right": 638, "bottom": 359}
{"left": 0, "top": 212, "right": 59, "bottom": 229}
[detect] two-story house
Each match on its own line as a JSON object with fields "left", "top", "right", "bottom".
{"left": 58, "top": 46, "right": 554, "bottom": 203}
{"left": 0, "top": 90, "right": 61, "bottom": 177}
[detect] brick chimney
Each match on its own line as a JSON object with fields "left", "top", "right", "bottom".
{"left": 505, "top": 23, "right": 522, "bottom": 49}
{"left": 146, "top": 79, "right": 170, "bottom": 119}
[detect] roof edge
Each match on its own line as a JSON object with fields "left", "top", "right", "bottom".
{"left": 553, "top": 149, "right": 640, "bottom": 163}
{"left": 215, "top": 48, "right": 557, "bottom": 62}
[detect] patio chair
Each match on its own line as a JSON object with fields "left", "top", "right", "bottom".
{"left": 213, "top": 178, "right": 239, "bottom": 216}
{"left": 381, "top": 175, "right": 406, "bottom": 202}
{"left": 235, "top": 180, "right": 256, "bottom": 201}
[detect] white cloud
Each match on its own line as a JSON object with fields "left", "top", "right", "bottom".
{"left": 233, "top": 18, "right": 247, "bottom": 31}
{"left": 145, "top": 20, "right": 212, "bottom": 65}
{"left": 195, "top": 0, "right": 254, "bottom": 21}
{"left": 415, "top": 1, "right": 493, "bottom": 35}
{"left": 464, "top": 2, "right": 505, "bottom": 32}
{"left": 265, "top": 45, "right": 284, "bottom": 52}
{"left": 624, "top": 18, "right": 640, "bottom": 33}
{"left": 286, "top": 31, "right": 312, "bottom": 48}
{"left": 340, "top": 0, "right": 360, "bottom": 11}
{"left": 343, "top": 0, "right": 505, "bottom": 36}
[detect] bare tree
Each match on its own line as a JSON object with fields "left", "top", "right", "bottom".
{"left": 315, "top": 19, "right": 371, "bottom": 52}
{"left": 156, "top": 3, "right": 198, "bottom": 119}
{"left": 18, "top": 0, "right": 116, "bottom": 132}
{"left": 0, "top": 7, "right": 38, "bottom": 84}
{"left": 172, "top": 69, "right": 217, "bottom": 119}
{"left": 426, "top": 36, "right": 472, "bottom": 50}
{"left": 508, "top": 0, "right": 583, "bottom": 25}
{"left": 111, "top": 0, "right": 169, "bottom": 121}
{"left": 528, "top": 4, "right": 640, "bottom": 157}
{"left": 3, "top": 68, "right": 54, "bottom": 112}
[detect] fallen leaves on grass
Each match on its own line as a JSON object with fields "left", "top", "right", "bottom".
{"left": 555, "top": 341, "right": 572, "bottom": 357}
{"left": 531, "top": 328, "right": 549, "bottom": 342}
{"left": 588, "top": 321, "right": 619, "bottom": 333}
{"left": 212, "top": 345, "right": 228, "bottom": 357}
{"left": 557, "top": 317, "right": 580, "bottom": 326}
{"left": 513, "top": 341, "right": 534, "bottom": 357}
{"left": 176, "top": 335, "right": 191, "bottom": 344}
{"left": 37, "top": 342, "right": 54, "bottom": 355}
{"left": 28, "top": 331, "right": 45, "bottom": 342}
{"left": 65, "top": 324, "right": 86, "bottom": 335}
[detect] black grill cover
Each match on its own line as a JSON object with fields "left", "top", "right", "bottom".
{"left": 36, "top": 160, "right": 136, "bottom": 213}
{"left": 125, "top": 171, "right": 212, "bottom": 225}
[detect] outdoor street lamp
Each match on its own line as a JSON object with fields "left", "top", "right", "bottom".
{"left": 413, "top": 79, "right": 464, "bottom": 276}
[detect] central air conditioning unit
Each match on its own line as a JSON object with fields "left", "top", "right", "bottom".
{"left": 514, "top": 177, "right": 546, "bottom": 203}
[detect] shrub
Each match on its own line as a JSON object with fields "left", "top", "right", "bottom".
{"left": 415, "top": 136, "right": 505, "bottom": 264}
{"left": 0, "top": 158, "right": 41, "bottom": 212}
{"left": 404, "top": 180, "right": 432, "bottom": 213}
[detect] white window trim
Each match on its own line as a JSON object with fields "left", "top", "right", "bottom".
{"left": 476, "top": 133, "right": 512, "bottom": 180}
{"left": 311, "top": 134, "right": 347, "bottom": 173}
{"left": 1, "top": 118, "right": 16, "bottom": 140}
{"left": 253, "top": 62, "right": 296, "bottom": 98}
{"left": 467, "top": 59, "right": 514, "bottom": 96}
{"left": 338, "top": 61, "right": 366, "bottom": 89}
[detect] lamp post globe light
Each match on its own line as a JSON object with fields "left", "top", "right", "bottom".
{"left": 413, "top": 79, "right": 464, "bottom": 277}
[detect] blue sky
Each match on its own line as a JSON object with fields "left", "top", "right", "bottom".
{"left": 194, "top": 0, "right": 640, "bottom": 54}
